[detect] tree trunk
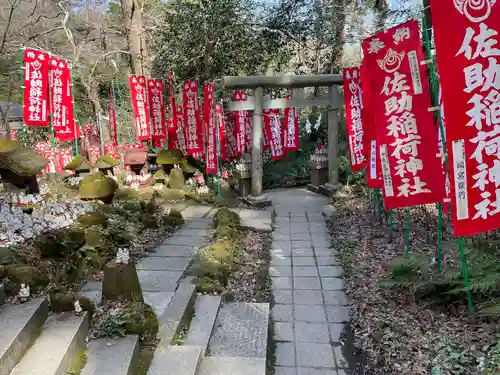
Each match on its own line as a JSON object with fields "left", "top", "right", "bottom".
{"left": 85, "top": 78, "right": 112, "bottom": 144}
{"left": 120, "top": 0, "right": 148, "bottom": 76}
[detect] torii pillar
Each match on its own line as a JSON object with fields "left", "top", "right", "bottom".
{"left": 222, "top": 74, "right": 343, "bottom": 205}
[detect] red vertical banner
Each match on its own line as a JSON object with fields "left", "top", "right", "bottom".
{"left": 264, "top": 109, "right": 286, "bottom": 160}
{"left": 109, "top": 87, "right": 117, "bottom": 145}
{"left": 245, "top": 111, "right": 253, "bottom": 152}
{"left": 216, "top": 104, "right": 227, "bottom": 161}
{"left": 66, "top": 71, "right": 80, "bottom": 140}
{"left": 23, "top": 49, "right": 49, "bottom": 127}
{"left": 182, "top": 80, "right": 203, "bottom": 154}
{"left": 166, "top": 72, "right": 178, "bottom": 149}
{"left": 361, "top": 60, "right": 383, "bottom": 188}
{"left": 148, "top": 78, "right": 167, "bottom": 148}
{"left": 438, "top": 86, "right": 452, "bottom": 214}
{"left": 225, "top": 112, "right": 237, "bottom": 161}
{"left": 204, "top": 82, "right": 217, "bottom": 174}
{"left": 176, "top": 106, "right": 186, "bottom": 154}
{"left": 283, "top": 99, "right": 300, "bottom": 151}
{"left": 233, "top": 91, "right": 247, "bottom": 156}
{"left": 362, "top": 20, "right": 445, "bottom": 209}
{"left": 129, "top": 76, "right": 150, "bottom": 141}
{"left": 50, "top": 57, "right": 77, "bottom": 142}
{"left": 432, "top": 1, "right": 500, "bottom": 236}
{"left": 343, "top": 67, "right": 368, "bottom": 171}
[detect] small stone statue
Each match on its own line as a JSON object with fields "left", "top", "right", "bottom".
{"left": 19, "top": 283, "right": 30, "bottom": 303}
{"left": 74, "top": 300, "right": 83, "bottom": 316}
{"left": 115, "top": 248, "right": 124, "bottom": 264}
{"left": 121, "top": 249, "right": 130, "bottom": 264}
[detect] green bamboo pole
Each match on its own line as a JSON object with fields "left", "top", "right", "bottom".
{"left": 422, "top": 15, "right": 449, "bottom": 273}
{"left": 19, "top": 48, "right": 28, "bottom": 147}
{"left": 112, "top": 80, "right": 124, "bottom": 168}
{"left": 405, "top": 208, "right": 411, "bottom": 257}
{"left": 457, "top": 237, "right": 473, "bottom": 313}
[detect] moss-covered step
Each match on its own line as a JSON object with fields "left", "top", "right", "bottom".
{"left": 81, "top": 335, "right": 139, "bottom": 375}
{"left": 0, "top": 297, "right": 49, "bottom": 375}
{"left": 10, "top": 312, "right": 89, "bottom": 375}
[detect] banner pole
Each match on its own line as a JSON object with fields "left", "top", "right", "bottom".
{"left": 19, "top": 47, "right": 28, "bottom": 147}
{"left": 457, "top": 237, "right": 473, "bottom": 313}
{"left": 405, "top": 207, "right": 411, "bottom": 257}
{"left": 215, "top": 102, "right": 222, "bottom": 201}
{"left": 69, "top": 66, "right": 79, "bottom": 156}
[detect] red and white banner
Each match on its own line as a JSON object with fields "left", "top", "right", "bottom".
{"left": 432, "top": 0, "right": 500, "bottom": 236}
{"left": 50, "top": 57, "right": 78, "bottom": 142}
{"left": 438, "top": 86, "right": 452, "bottom": 213}
{"left": 233, "top": 91, "right": 247, "bottom": 156}
{"left": 245, "top": 111, "right": 253, "bottom": 152}
{"left": 264, "top": 109, "right": 286, "bottom": 160}
{"left": 56, "top": 147, "right": 73, "bottom": 173}
{"left": 361, "top": 60, "right": 383, "bottom": 188}
{"left": 362, "top": 20, "right": 445, "bottom": 209}
{"left": 88, "top": 145, "right": 101, "bottom": 165}
{"left": 176, "top": 106, "right": 186, "bottom": 154}
{"left": 224, "top": 112, "right": 237, "bottom": 161}
{"left": 23, "top": 49, "right": 49, "bottom": 127}
{"left": 129, "top": 76, "right": 150, "bottom": 141}
{"left": 283, "top": 98, "right": 300, "bottom": 151}
{"left": 204, "top": 82, "right": 217, "bottom": 174}
{"left": 10, "top": 130, "right": 16, "bottom": 140}
{"left": 148, "top": 78, "right": 167, "bottom": 148}
{"left": 109, "top": 88, "right": 117, "bottom": 145}
{"left": 166, "top": 72, "right": 178, "bottom": 149}
{"left": 34, "top": 142, "right": 56, "bottom": 174}
{"left": 182, "top": 80, "right": 203, "bottom": 154}
{"left": 104, "top": 143, "right": 120, "bottom": 160}
{"left": 343, "top": 67, "right": 367, "bottom": 171}
{"left": 216, "top": 104, "right": 227, "bottom": 161}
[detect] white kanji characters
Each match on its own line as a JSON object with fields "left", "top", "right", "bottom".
{"left": 466, "top": 90, "right": 500, "bottom": 130}
{"left": 464, "top": 62, "right": 485, "bottom": 93}
{"left": 490, "top": 159, "right": 500, "bottom": 187}
{"left": 381, "top": 72, "right": 410, "bottom": 96}
{"left": 473, "top": 162, "right": 489, "bottom": 191}
{"left": 390, "top": 133, "right": 421, "bottom": 159}
{"left": 406, "top": 156, "right": 423, "bottom": 176}
{"left": 393, "top": 27, "right": 410, "bottom": 45}
{"left": 368, "top": 38, "right": 385, "bottom": 54}
{"left": 411, "top": 176, "right": 431, "bottom": 195}
{"left": 473, "top": 191, "right": 492, "bottom": 219}
{"left": 457, "top": 23, "right": 500, "bottom": 60}
{"left": 386, "top": 112, "right": 417, "bottom": 138}
{"left": 483, "top": 57, "right": 500, "bottom": 91}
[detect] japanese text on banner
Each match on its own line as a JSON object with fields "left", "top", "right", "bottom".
{"left": 264, "top": 109, "right": 286, "bottom": 160}
{"left": 343, "top": 67, "right": 367, "bottom": 171}
{"left": 182, "top": 80, "right": 203, "bottom": 154}
{"left": 233, "top": 91, "right": 248, "bottom": 156}
{"left": 432, "top": 0, "right": 500, "bottom": 236}
{"left": 362, "top": 19, "right": 445, "bottom": 209}
{"left": 284, "top": 94, "right": 300, "bottom": 151}
{"left": 216, "top": 104, "right": 227, "bottom": 161}
{"left": 129, "top": 76, "right": 151, "bottom": 141}
{"left": 148, "top": 78, "right": 167, "bottom": 148}
{"left": 23, "top": 49, "right": 49, "bottom": 127}
{"left": 204, "top": 82, "right": 217, "bottom": 174}
{"left": 166, "top": 72, "right": 178, "bottom": 149}
{"left": 50, "top": 57, "right": 77, "bottom": 142}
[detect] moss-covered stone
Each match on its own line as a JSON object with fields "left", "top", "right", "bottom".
{"left": 79, "top": 172, "right": 118, "bottom": 201}
{"left": 115, "top": 187, "right": 141, "bottom": 201}
{"left": 50, "top": 292, "right": 95, "bottom": 315}
{"left": 0, "top": 140, "right": 20, "bottom": 153}
{"left": 123, "top": 302, "right": 159, "bottom": 342}
{"left": 64, "top": 155, "right": 92, "bottom": 171}
{"left": 168, "top": 168, "right": 185, "bottom": 189}
{"left": 156, "top": 149, "right": 183, "bottom": 165}
{"left": 0, "top": 147, "right": 48, "bottom": 176}
{"left": 77, "top": 212, "right": 107, "bottom": 228}
{"left": 195, "top": 276, "right": 224, "bottom": 294}
{"left": 214, "top": 224, "right": 238, "bottom": 239}
{"left": 162, "top": 208, "right": 184, "bottom": 227}
{"left": 213, "top": 208, "right": 241, "bottom": 228}
{"left": 102, "top": 262, "right": 144, "bottom": 303}
{"left": 153, "top": 169, "right": 169, "bottom": 183}
{"left": 34, "top": 227, "right": 86, "bottom": 258}
{"left": 5, "top": 264, "right": 50, "bottom": 290}
{"left": 94, "top": 155, "right": 120, "bottom": 169}
{"left": 181, "top": 160, "right": 197, "bottom": 175}
{"left": 160, "top": 187, "right": 186, "bottom": 201}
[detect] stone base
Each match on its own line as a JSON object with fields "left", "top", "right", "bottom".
{"left": 310, "top": 167, "right": 329, "bottom": 187}
{"left": 0, "top": 283, "right": 5, "bottom": 305}
{"left": 318, "top": 183, "right": 342, "bottom": 197}
{"left": 241, "top": 194, "right": 272, "bottom": 208}
{"left": 239, "top": 178, "right": 252, "bottom": 198}
{"left": 306, "top": 184, "right": 319, "bottom": 193}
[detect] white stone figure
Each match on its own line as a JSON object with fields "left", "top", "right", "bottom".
{"left": 116, "top": 248, "right": 124, "bottom": 264}
{"left": 74, "top": 300, "right": 84, "bottom": 316}
{"left": 121, "top": 249, "right": 130, "bottom": 264}
{"left": 19, "top": 283, "right": 30, "bottom": 303}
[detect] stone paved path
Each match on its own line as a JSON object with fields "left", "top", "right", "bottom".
{"left": 266, "top": 188, "right": 351, "bottom": 375}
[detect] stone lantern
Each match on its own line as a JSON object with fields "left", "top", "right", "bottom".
{"left": 307, "top": 145, "right": 329, "bottom": 193}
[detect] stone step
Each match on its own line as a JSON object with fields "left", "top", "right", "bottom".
{"left": 81, "top": 335, "right": 139, "bottom": 375}
{"left": 0, "top": 297, "right": 49, "bottom": 375}
{"left": 184, "top": 295, "right": 221, "bottom": 354}
{"left": 198, "top": 357, "right": 266, "bottom": 375}
{"left": 147, "top": 345, "right": 202, "bottom": 375}
{"left": 10, "top": 312, "right": 89, "bottom": 375}
{"left": 207, "top": 302, "right": 269, "bottom": 359}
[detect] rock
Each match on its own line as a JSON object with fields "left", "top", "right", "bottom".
{"left": 160, "top": 187, "right": 186, "bottom": 201}
{"left": 0, "top": 146, "right": 47, "bottom": 176}
{"left": 65, "top": 155, "right": 92, "bottom": 172}
{"left": 323, "top": 205, "right": 337, "bottom": 218}
{"left": 156, "top": 149, "right": 184, "bottom": 165}
{"left": 169, "top": 169, "right": 185, "bottom": 190}
{"left": 94, "top": 155, "right": 120, "bottom": 170}
{"left": 50, "top": 292, "right": 95, "bottom": 314}
{"left": 79, "top": 172, "right": 118, "bottom": 202}
{"left": 122, "top": 302, "right": 159, "bottom": 342}
{"left": 5, "top": 264, "right": 50, "bottom": 290}
{"left": 213, "top": 208, "right": 241, "bottom": 228}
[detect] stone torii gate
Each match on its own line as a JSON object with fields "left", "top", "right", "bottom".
{"left": 222, "top": 74, "right": 344, "bottom": 207}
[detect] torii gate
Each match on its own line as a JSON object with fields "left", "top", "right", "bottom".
{"left": 222, "top": 74, "right": 344, "bottom": 207}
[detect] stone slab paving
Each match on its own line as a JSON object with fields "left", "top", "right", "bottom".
{"left": 265, "top": 188, "right": 351, "bottom": 375}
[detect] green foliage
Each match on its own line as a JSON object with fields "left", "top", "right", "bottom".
{"left": 213, "top": 208, "right": 240, "bottom": 228}
{"left": 484, "top": 339, "right": 500, "bottom": 375}
{"left": 431, "top": 341, "right": 476, "bottom": 375}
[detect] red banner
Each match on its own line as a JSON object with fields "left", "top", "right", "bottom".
{"left": 264, "top": 109, "right": 286, "bottom": 160}
{"left": 129, "top": 76, "right": 150, "bottom": 141}
{"left": 216, "top": 104, "right": 227, "bottom": 161}
{"left": 166, "top": 72, "right": 178, "bottom": 149}
{"left": 432, "top": 1, "right": 500, "bottom": 236}
{"left": 233, "top": 91, "right": 247, "bottom": 156}
{"left": 361, "top": 60, "right": 383, "bottom": 188}
{"left": 362, "top": 20, "right": 445, "bottom": 209}
{"left": 23, "top": 49, "right": 49, "bottom": 127}
{"left": 283, "top": 101, "right": 300, "bottom": 151}
{"left": 182, "top": 80, "right": 203, "bottom": 154}
{"left": 245, "top": 111, "right": 253, "bottom": 152}
{"left": 56, "top": 147, "right": 73, "bottom": 173}
{"left": 50, "top": 57, "right": 78, "bottom": 142}
{"left": 148, "top": 78, "right": 167, "bottom": 148}
{"left": 109, "top": 88, "right": 117, "bottom": 145}
{"left": 34, "top": 142, "right": 55, "bottom": 174}
{"left": 176, "top": 106, "right": 186, "bottom": 154}
{"left": 343, "top": 67, "right": 368, "bottom": 171}
{"left": 204, "top": 82, "right": 217, "bottom": 174}
{"left": 225, "top": 112, "right": 237, "bottom": 161}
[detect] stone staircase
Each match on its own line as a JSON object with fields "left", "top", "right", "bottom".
{"left": 0, "top": 203, "right": 272, "bottom": 375}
